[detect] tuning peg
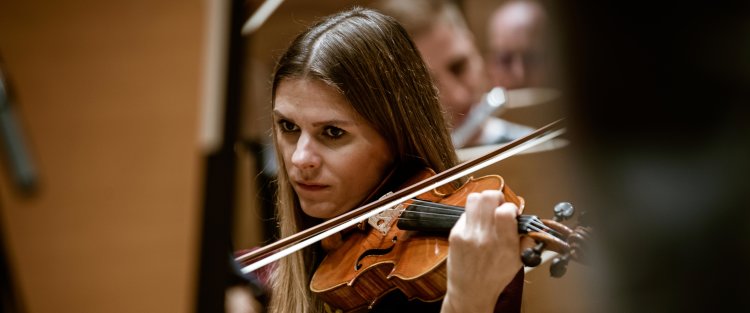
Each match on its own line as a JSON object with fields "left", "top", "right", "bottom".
{"left": 550, "top": 253, "right": 570, "bottom": 277}
{"left": 553, "top": 202, "right": 575, "bottom": 222}
{"left": 521, "top": 242, "right": 545, "bottom": 267}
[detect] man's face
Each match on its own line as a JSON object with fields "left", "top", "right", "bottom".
{"left": 487, "top": 3, "right": 548, "bottom": 90}
{"left": 415, "top": 20, "right": 488, "bottom": 128}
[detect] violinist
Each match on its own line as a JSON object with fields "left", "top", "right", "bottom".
{"left": 256, "top": 7, "right": 532, "bottom": 313}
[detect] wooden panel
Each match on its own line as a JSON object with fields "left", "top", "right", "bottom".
{"left": 0, "top": 1, "right": 204, "bottom": 312}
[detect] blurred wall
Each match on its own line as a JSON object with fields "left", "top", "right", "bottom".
{"left": 0, "top": 1, "right": 205, "bottom": 312}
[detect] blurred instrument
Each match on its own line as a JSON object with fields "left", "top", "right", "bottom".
{"left": 451, "top": 87, "right": 560, "bottom": 148}
{"left": 502, "top": 87, "right": 560, "bottom": 112}
{"left": 456, "top": 137, "right": 568, "bottom": 162}
{"left": 242, "top": 0, "right": 284, "bottom": 35}
{"left": 0, "top": 60, "right": 38, "bottom": 194}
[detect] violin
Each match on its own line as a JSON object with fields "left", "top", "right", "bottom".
{"left": 310, "top": 169, "right": 590, "bottom": 312}
{"left": 235, "top": 119, "right": 589, "bottom": 311}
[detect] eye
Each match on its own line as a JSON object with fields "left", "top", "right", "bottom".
{"left": 277, "top": 119, "right": 299, "bottom": 132}
{"left": 448, "top": 57, "right": 468, "bottom": 77}
{"left": 323, "top": 126, "right": 345, "bottom": 139}
{"left": 495, "top": 53, "right": 513, "bottom": 68}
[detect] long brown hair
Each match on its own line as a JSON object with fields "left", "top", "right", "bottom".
{"left": 268, "top": 7, "right": 458, "bottom": 313}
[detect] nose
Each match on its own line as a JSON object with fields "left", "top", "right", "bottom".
{"left": 447, "top": 83, "right": 472, "bottom": 108}
{"left": 291, "top": 133, "right": 321, "bottom": 170}
{"left": 510, "top": 57, "right": 527, "bottom": 87}
{"left": 440, "top": 81, "right": 473, "bottom": 123}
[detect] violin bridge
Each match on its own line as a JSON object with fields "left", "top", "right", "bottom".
{"left": 368, "top": 192, "right": 405, "bottom": 235}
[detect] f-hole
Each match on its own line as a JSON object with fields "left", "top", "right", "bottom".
{"left": 355, "top": 236, "right": 398, "bottom": 270}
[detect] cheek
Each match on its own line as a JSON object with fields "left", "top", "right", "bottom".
{"left": 333, "top": 151, "right": 391, "bottom": 205}
{"left": 348, "top": 167, "right": 380, "bottom": 190}
{"left": 355, "top": 153, "right": 391, "bottom": 188}
{"left": 276, "top": 139, "right": 295, "bottom": 168}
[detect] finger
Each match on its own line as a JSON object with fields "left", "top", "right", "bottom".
{"left": 497, "top": 188, "right": 506, "bottom": 203}
{"left": 449, "top": 210, "right": 468, "bottom": 243}
{"left": 493, "top": 202, "right": 518, "bottom": 239}
{"left": 475, "top": 190, "right": 503, "bottom": 231}
{"left": 463, "top": 192, "right": 480, "bottom": 230}
{"left": 453, "top": 209, "right": 467, "bottom": 234}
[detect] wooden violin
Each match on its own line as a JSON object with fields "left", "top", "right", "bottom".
{"left": 234, "top": 119, "right": 588, "bottom": 311}
{"left": 309, "top": 169, "right": 590, "bottom": 312}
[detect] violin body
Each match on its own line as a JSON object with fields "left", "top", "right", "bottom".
{"left": 310, "top": 170, "right": 524, "bottom": 312}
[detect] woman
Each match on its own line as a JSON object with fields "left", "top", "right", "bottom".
{"left": 265, "top": 7, "right": 527, "bottom": 313}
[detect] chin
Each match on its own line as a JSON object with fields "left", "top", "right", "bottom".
{"left": 300, "top": 203, "right": 339, "bottom": 219}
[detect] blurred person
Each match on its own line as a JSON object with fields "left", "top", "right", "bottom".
{"left": 374, "top": 0, "right": 534, "bottom": 148}
{"left": 486, "top": 0, "right": 550, "bottom": 89}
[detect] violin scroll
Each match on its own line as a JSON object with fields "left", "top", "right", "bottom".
{"left": 519, "top": 202, "right": 592, "bottom": 278}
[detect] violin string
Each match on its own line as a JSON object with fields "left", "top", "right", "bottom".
{"left": 398, "top": 211, "right": 533, "bottom": 224}
{"left": 408, "top": 200, "right": 546, "bottom": 224}
{"left": 394, "top": 215, "right": 564, "bottom": 240}
{"left": 397, "top": 209, "right": 564, "bottom": 239}
{"left": 406, "top": 200, "right": 537, "bottom": 223}
{"left": 398, "top": 210, "right": 461, "bottom": 220}
{"left": 526, "top": 219, "right": 557, "bottom": 234}
{"left": 381, "top": 204, "right": 460, "bottom": 217}
{"left": 404, "top": 201, "right": 536, "bottom": 223}
{"left": 409, "top": 199, "right": 465, "bottom": 213}
{"left": 522, "top": 221, "right": 563, "bottom": 239}
{"left": 377, "top": 199, "right": 565, "bottom": 239}
{"left": 406, "top": 203, "right": 463, "bottom": 213}
{"left": 404, "top": 204, "right": 463, "bottom": 217}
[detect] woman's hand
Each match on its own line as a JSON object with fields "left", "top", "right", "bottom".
{"left": 441, "top": 190, "right": 532, "bottom": 313}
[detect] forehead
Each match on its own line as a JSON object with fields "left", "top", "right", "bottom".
{"left": 414, "top": 20, "right": 475, "bottom": 68}
{"left": 489, "top": 6, "right": 543, "bottom": 49}
{"left": 274, "top": 78, "right": 359, "bottom": 121}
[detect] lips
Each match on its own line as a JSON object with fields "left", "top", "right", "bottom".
{"left": 294, "top": 181, "right": 329, "bottom": 192}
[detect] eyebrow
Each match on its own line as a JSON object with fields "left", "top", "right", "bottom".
{"left": 272, "top": 109, "right": 356, "bottom": 127}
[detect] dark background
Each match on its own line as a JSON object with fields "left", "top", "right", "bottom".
{"left": 557, "top": 1, "right": 750, "bottom": 312}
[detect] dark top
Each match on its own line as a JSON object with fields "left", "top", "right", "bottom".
{"left": 365, "top": 268, "right": 524, "bottom": 313}
{"left": 235, "top": 247, "right": 524, "bottom": 313}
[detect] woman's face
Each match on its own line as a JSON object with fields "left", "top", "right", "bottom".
{"left": 273, "top": 78, "right": 394, "bottom": 219}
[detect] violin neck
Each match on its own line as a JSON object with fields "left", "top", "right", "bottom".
{"left": 396, "top": 199, "right": 537, "bottom": 234}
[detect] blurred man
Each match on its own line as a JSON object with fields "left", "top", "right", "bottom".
{"left": 486, "top": 0, "right": 549, "bottom": 89}
{"left": 374, "top": 0, "right": 533, "bottom": 148}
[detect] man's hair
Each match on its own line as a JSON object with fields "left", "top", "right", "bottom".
{"left": 373, "top": 0, "right": 471, "bottom": 39}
